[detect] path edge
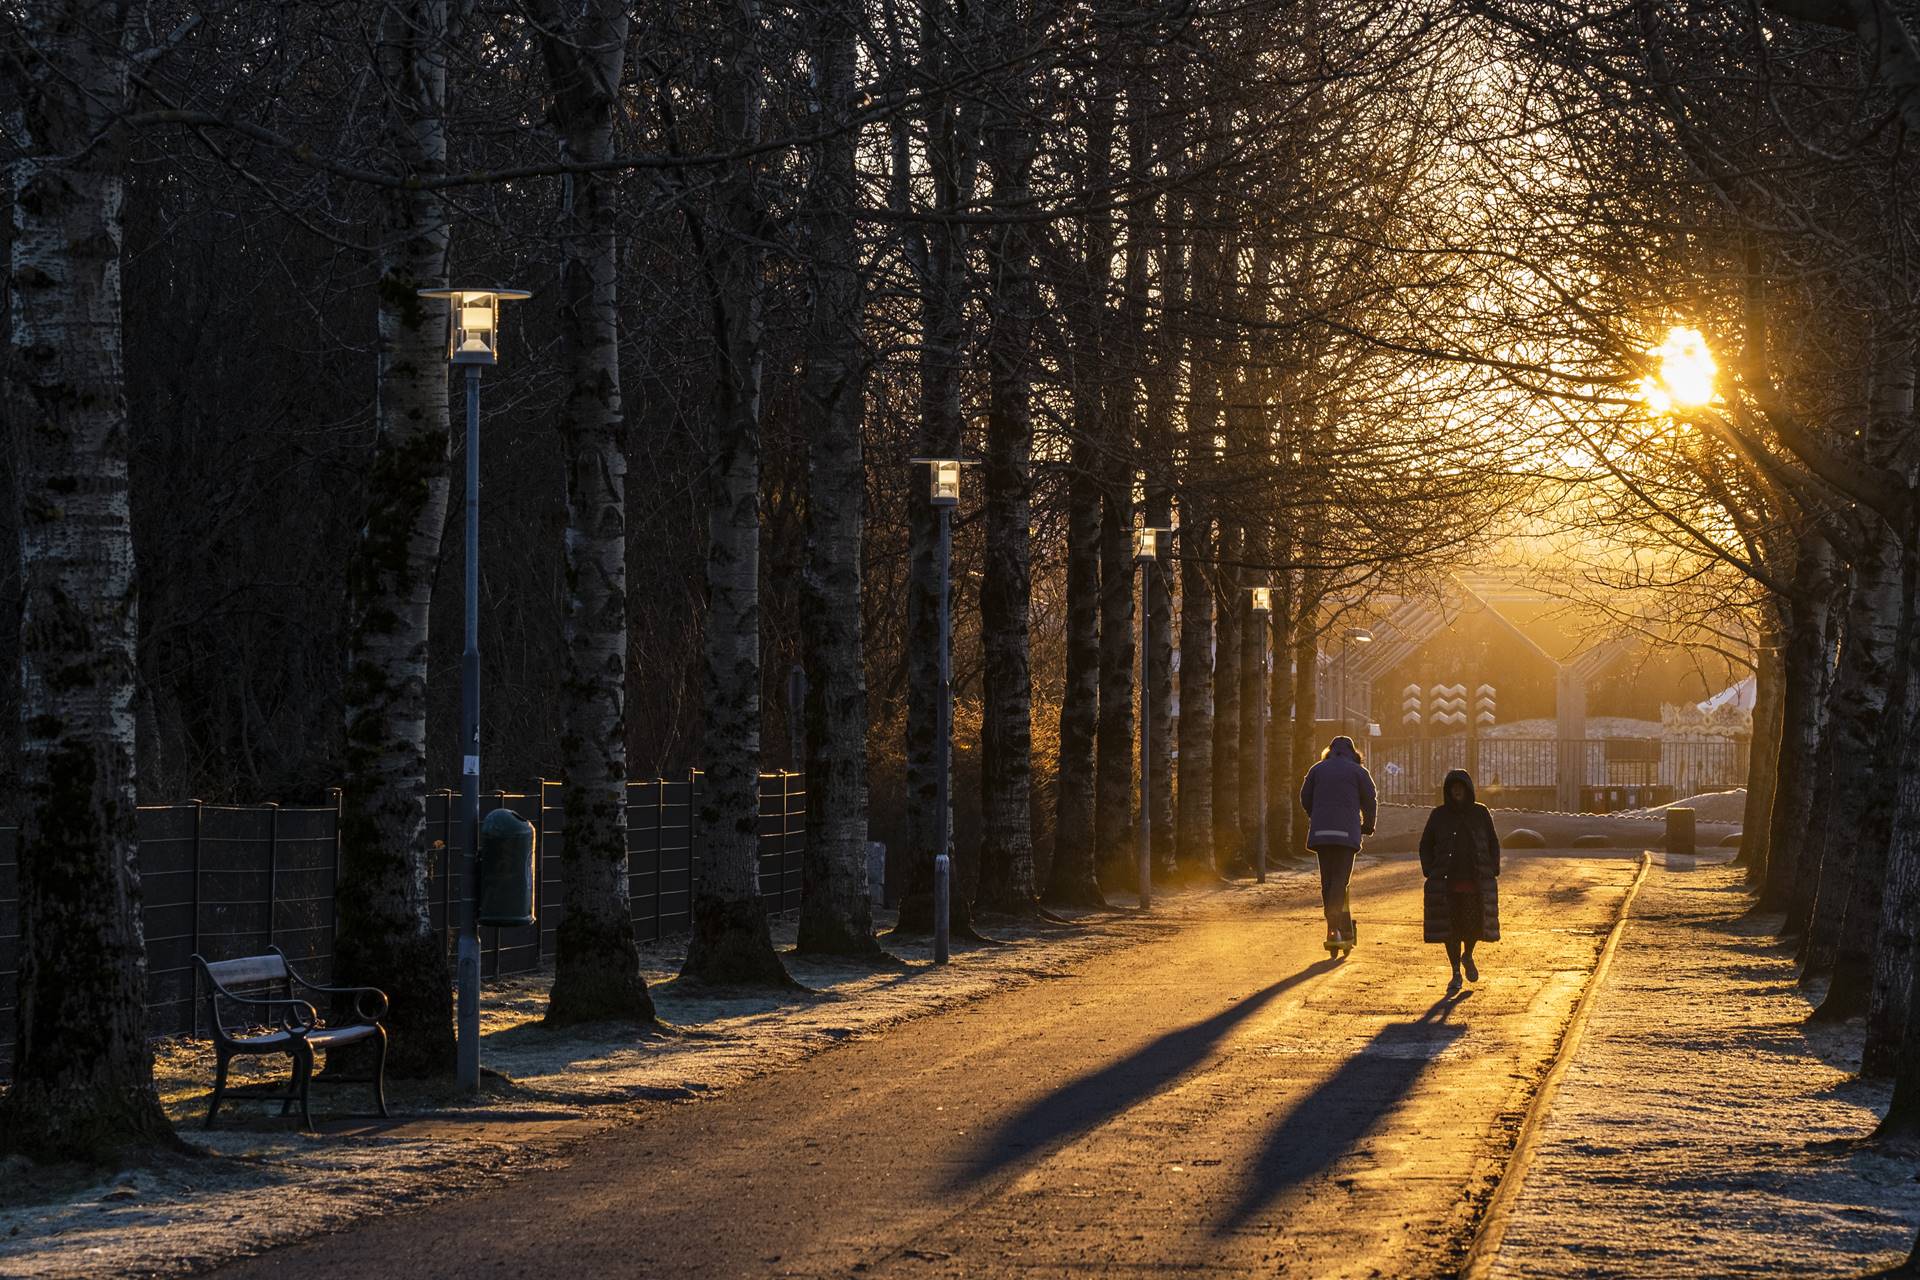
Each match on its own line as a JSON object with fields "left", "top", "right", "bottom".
{"left": 1458, "top": 850, "right": 1653, "bottom": 1280}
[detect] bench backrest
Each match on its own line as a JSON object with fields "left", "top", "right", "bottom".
{"left": 202, "top": 953, "right": 289, "bottom": 988}
{"left": 194, "top": 950, "right": 297, "bottom": 1041}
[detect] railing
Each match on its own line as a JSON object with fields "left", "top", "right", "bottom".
{"left": 1369, "top": 736, "right": 1746, "bottom": 809}
{"left": 0, "top": 771, "right": 807, "bottom": 1076}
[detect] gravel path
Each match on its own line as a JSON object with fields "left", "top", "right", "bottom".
{"left": 201, "top": 850, "right": 1641, "bottom": 1279}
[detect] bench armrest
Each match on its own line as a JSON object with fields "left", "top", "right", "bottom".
{"left": 209, "top": 992, "right": 318, "bottom": 1034}
{"left": 289, "top": 977, "right": 389, "bottom": 1023}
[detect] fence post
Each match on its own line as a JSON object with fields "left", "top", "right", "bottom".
{"left": 190, "top": 798, "right": 204, "bottom": 1036}
{"left": 656, "top": 778, "right": 667, "bottom": 941}
{"left": 534, "top": 778, "right": 548, "bottom": 963}
{"left": 266, "top": 801, "right": 280, "bottom": 954}
{"left": 433, "top": 788, "right": 452, "bottom": 954}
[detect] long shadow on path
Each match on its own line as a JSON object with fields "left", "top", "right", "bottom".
{"left": 1216, "top": 990, "right": 1471, "bottom": 1234}
{"left": 949, "top": 957, "right": 1342, "bottom": 1189}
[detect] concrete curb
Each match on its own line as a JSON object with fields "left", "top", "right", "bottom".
{"left": 1459, "top": 850, "right": 1653, "bottom": 1280}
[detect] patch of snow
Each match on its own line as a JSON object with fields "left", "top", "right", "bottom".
{"left": 1489, "top": 864, "right": 1920, "bottom": 1277}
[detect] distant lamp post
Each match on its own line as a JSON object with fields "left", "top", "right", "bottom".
{"left": 1339, "top": 626, "right": 1374, "bottom": 743}
{"left": 910, "top": 456, "right": 976, "bottom": 964}
{"left": 418, "top": 285, "right": 530, "bottom": 1093}
{"left": 1134, "top": 526, "right": 1171, "bottom": 910}
{"left": 1250, "top": 586, "right": 1273, "bottom": 883}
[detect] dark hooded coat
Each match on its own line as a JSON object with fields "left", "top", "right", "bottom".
{"left": 1419, "top": 769, "right": 1501, "bottom": 943}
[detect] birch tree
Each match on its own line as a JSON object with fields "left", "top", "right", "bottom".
{"left": 682, "top": 0, "right": 793, "bottom": 986}
{"left": 0, "top": 0, "right": 177, "bottom": 1160}
{"left": 533, "top": 0, "right": 655, "bottom": 1024}
{"left": 795, "top": 0, "right": 886, "bottom": 956}
{"left": 333, "top": 0, "right": 460, "bottom": 1075}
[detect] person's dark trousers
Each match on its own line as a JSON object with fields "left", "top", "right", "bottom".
{"left": 1314, "top": 846, "right": 1357, "bottom": 933}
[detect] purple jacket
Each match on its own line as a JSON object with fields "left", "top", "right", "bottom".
{"left": 1299, "top": 738, "right": 1378, "bottom": 851}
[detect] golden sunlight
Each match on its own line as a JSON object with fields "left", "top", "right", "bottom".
{"left": 1640, "top": 326, "right": 1717, "bottom": 414}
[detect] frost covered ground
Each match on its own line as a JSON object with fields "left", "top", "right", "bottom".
{"left": 1490, "top": 861, "right": 1920, "bottom": 1278}
{"left": 0, "top": 873, "right": 1312, "bottom": 1279}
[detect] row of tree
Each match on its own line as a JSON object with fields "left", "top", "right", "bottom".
{"left": 1, "top": 0, "right": 1523, "bottom": 1161}
{"left": 1455, "top": 9, "right": 1920, "bottom": 1268}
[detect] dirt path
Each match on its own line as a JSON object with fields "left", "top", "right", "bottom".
{"left": 205, "top": 850, "right": 1641, "bottom": 1279}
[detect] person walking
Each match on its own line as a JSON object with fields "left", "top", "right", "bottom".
{"left": 1420, "top": 768, "right": 1501, "bottom": 990}
{"left": 1299, "top": 736, "right": 1377, "bottom": 953}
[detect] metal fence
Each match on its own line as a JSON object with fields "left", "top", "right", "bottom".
{"left": 0, "top": 772, "right": 806, "bottom": 1076}
{"left": 1369, "top": 736, "right": 1746, "bottom": 809}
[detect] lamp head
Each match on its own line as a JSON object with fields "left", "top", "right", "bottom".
{"left": 419, "top": 287, "right": 530, "bottom": 366}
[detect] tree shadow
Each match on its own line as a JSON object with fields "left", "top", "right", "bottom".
{"left": 946, "top": 957, "right": 1342, "bottom": 1190}
{"left": 1215, "top": 989, "right": 1471, "bottom": 1235}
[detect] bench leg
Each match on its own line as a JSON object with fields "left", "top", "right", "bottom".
{"left": 289, "top": 1046, "right": 315, "bottom": 1130}
{"left": 206, "top": 1050, "right": 231, "bottom": 1129}
{"left": 372, "top": 1025, "right": 391, "bottom": 1119}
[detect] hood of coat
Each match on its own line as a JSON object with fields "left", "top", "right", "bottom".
{"left": 1442, "top": 768, "right": 1477, "bottom": 809}
{"left": 1327, "top": 735, "right": 1360, "bottom": 761}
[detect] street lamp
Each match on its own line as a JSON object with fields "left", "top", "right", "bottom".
{"left": 1250, "top": 586, "right": 1273, "bottom": 884}
{"left": 1339, "top": 626, "right": 1374, "bottom": 743}
{"left": 909, "top": 456, "right": 975, "bottom": 963}
{"left": 1134, "top": 526, "right": 1170, "bottom": 911}
{"left": 419, "top": 285, "right": 529, "bottom": 1093}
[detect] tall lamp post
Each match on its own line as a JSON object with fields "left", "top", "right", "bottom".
{"left": 419, "top": 285, "right": 529, "bottom": 1093}
{"left": 911, "top": 457, "right": 973, "bottom": 964}
{"left": 1250, "top": 586, "right": 1273, "bottom": 883}
{"left": 1134, "top": 526, "right": 1170, "bottom": 910}
{"left": 1338, "top": 626, "right": 1374, "bottom": 743}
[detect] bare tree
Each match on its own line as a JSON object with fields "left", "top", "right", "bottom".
{"left": 0, "top": 0, "right": 177, "bottom": 1160}
{"left": 533, "top": 0, "right": 655, "bottom": 1024}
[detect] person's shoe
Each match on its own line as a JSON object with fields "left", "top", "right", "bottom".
{"left": 1447, "top": 970, "right": 1463, "bottom": 994}
{"left": 1463, "top": 955, "right": 1480, "bottom": 983}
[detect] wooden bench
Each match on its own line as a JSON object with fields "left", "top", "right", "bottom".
{"left": 192, "top": 947, "right": 390, "bottom": 1129}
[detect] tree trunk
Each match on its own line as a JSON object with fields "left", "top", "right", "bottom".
{"left": 683, "top": 0, "right": 791, "bottom": 987}
{"left": 895, "top": 4, "right": 980, "bottom": 936}
{"left": 795, "top": 0, "right": 883, "bottom": 955}
{"left": 1094, "top": 461, "right": 1137, "bottom": 891}
{"left": 1868, "top": 627, "right": 1920, "bottom": 1090}
{"left": 537, "top": 0, "right": 654, "bottom": 1025}
{"left": 1145, "top": 473, "right": 1176, "bottom": 880}
{"left": 1799, "top": 532, "right": 1899, "bottom": 963}
{"left": 334, "top": 0, "right": 457, "bottom": 1077}
{"left": 1822, "top": 554, "right": 1916, "bottom": 1020}
{"left": 1047, "top": 435, "right": 1106, "bottom": 907}
{"left": 1290, "top": 611, "right": 1322, "bottom": 858}
{"left": 1239, "top": 545, "right": 1267, "bottom": 870}
{"left": 1735, "top": 617, "right": 1784, "bottom": 873}
{"left": 1212, "top": 524, "right": 1243, "bottom": 870}
{"left": 976, "top": 115, "right": 1041, "bottom": 917}
{"left": 1268, "top": 570, "right": 1297, "bottom": 867}
{"left": 1760, "top": 533, "right": 1835, "bottom": 914}
{"left": 0, "top": 0, "right": 179, "bottom": 1162}
{"left": 1175, "top": 502, "right": 1216, "bottom": 875}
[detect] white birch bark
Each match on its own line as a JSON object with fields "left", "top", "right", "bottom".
{"left": 335, "top": 0, "right": 457, "bottom": 1077}
{"left": 795, "top": 0, "right": 883, "bottom": 955}
{"left": 976, "top": 99, "right": 1042, "bottom": 915}
{"left": 683, "top": 0, "right": 792, "bottom": 986}
{"left": 533, "top": 0, "right": 654, "bottom": 1024}
{"left": 1, "top": 0, "right": 176, "bottom": 1159}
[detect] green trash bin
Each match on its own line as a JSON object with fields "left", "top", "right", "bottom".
{"left": 478, "top": 808, "right": 537, "bottom": 927}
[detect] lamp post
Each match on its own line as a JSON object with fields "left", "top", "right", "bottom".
{"left": 1250, "top": 586, "right": 1273, "bottom": 883}
{"left": 1338, "top": 626, "right": 1374, "bottom": 742}
{"left": 910, "top": 457, "right": 972, "bottom": 964}
{"left": 419, "top": 285, "right": 529, "bottom": 1093}
{"left": 1134, "top": 526, "right": 1170, "bottom": 910}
